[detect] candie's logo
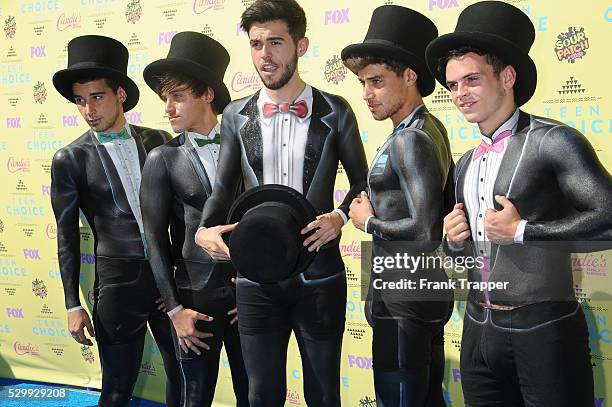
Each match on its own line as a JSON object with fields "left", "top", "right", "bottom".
{"left": 81, "top": 345, "right": 95, "bottom": 363}
{"left": 572, "top": 253, "right": 608, "bottom": 276}
{"left": 193, "top": 0, "right": 225, "bottom": 14}
{"left": 14, "top": 342, "right": 40, "bottom": 356}
{"left": 340, "top": 240, "right": 361, "bottom": 259}
{"left": 324, "top": 55, "right": 347, "bottom": 85}
{"left": 4, "top": 16, "right": 16, "bottom": 38}
{"left": 231, "top": 71, "right": 262, "bottom": 93}
{"left": 56, "top": 13, "right": 82, "bottom": 31}
{"left": 555, "top": 27, "right": 589, "bottom": 63}
{"left": 32, "top": 278, "right": 48, "bottom": 299}
{"left": 126, "top": 0, "right": 142, "bottom": 24}
{"left": 33, "top": 81, "right": 47, "bottom": 104}
{"left": 7, "top": 157, "right": 31, "bottom": 173}
{"left": 45, "top": 223, "right": 57, "bottom": 239}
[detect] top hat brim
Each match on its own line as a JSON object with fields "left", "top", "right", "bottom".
{"left": 425, "top": 31, "right": 537, "bottom": 106}
{"left": 52, "top": 65, "right": 139, "bottom": 112}
{"left": 342, "top": 41, "right": 435, "bottom": 97}
{"left": 227, "top": 184, "right": 318, "bottom": 280}
{"left": 143, "top": 58, "right": 231, "bottom": 113}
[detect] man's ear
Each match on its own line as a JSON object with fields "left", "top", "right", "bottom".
{"left": 500, "top": 65, "right": 517, "bottom": 91}
{"left": 117, "top": 86, "right": 127, "bottom": 104}
{"left": 296, "top": 37, "right": 309, "bottom": 57}
{"left": 203, "top": 87, "right": 215, "bottom": 104}
{"left": 403, "top": 67, "right": 418, "bottom": 88}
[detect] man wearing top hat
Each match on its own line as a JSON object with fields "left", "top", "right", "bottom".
{"left": 425, "top": 1, "right": 612, "bottom": 405}
{"left": 341, "top": 5, "right": 453, "bottom": 406}
{"left": 195, "top": 0, "right": 368, "bottom": 405}
{"left": 50, "top": 35, "right": 180, "bottom": 406}
{"left": 140, "top": 32, "right": 249, "bottom": 407}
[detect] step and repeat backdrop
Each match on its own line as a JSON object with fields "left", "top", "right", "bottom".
{"left": 0, "top": 0, "right": 610, "bottom": 405}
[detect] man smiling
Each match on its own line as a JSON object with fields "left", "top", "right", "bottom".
{"left": 426, "top": 2, "right": 612, "bottom": 405}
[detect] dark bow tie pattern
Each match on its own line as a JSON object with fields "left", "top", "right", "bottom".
{"left": 262, "top": 100, "right": 308, "bottom": 119}
{"left": 193, "top": 133, "right": 221, "bottom": 147}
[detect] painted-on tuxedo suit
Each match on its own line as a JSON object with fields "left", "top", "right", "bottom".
{"left": 50, "top": 124, "right": 181, "bottom": 406}
{"left": 198, "top": 87, "right": 368, "bottom": 407}
{"left": 140, "top": 132, "right": 248, "bottom": 406}
{"left": 365, "top": 105, "right": 454, "bottom": 407}
{"left": 447, "top": 111, "right": 612, "bottom": 305}
{"left": 199, "top": 87, "right": 368, "bottom": 280}
{"left": 446, "top": 110, "right": 612, "bottom": 407}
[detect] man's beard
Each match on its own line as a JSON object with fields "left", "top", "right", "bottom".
{"left": 258, "top": 53, "right": 298, "bottom": 90}
{"left": 370, "top": 98, "right": 403, "bottom": 122}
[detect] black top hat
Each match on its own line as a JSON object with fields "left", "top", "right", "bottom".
{"left": 341, "top": 5, "right": 438, "bottom": 97}
{"left": 425, "top": 1, "right": 537, "bottom": 106}
{"left": 226, "top": 184, "right": 317, "bottom": 283}
{"left": 143, "top": 32, "right": 231, "bottom": 113}
{"left": 53, "top": 35, "right": 139, "bottom": 112}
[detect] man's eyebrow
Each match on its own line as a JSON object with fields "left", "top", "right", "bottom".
{"left": 446, "top": 72, "right": 480, "bottom": 86}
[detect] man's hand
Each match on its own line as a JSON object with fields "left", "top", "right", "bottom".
{"left": 170, "top": 308, "right": 214, "bottom": 355}
{"left": 444, "top": 203, "right": 471, "bottom": 248}
{"left": 301, "top": 211, "right": 344, "bottom": 252}
{"left": 349, "top": 191, "right": 374, "bottom": 232}
{"left": 68, "top": 309, "right": 95, "bottom": 346}
{"left": 195, "top": 223, "right": 237, "bottom": 260}
{"left": 485, "top": 195, "right": 521, "bottom": 244}
{"left": 155, "top": 297, "right": 167, "bottom": 313}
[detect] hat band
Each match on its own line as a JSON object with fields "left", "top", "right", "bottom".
{"left": 68, "top": 61, "right": 125, "bottom": 72}
{"left": 362, "top": 38, "right": 404, "bottom": 49}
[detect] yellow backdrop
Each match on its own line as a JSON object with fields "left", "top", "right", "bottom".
{"left": 0, "top": 0, "right": 610, "bottom": 405}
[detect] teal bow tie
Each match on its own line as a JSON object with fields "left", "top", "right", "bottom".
{"left": 194, "top": 133, "right": 221, "bottom": 147}
{"left": 97, "top": 128, "right": 131, "bottom": 143}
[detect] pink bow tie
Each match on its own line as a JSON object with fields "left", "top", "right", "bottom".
{"left": 263, "top": 100, "right": 308, "bottom": 119}
{"left": 472, "top": 129, "right": 513, "bottom": 161}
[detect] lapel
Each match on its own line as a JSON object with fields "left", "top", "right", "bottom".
{"left": 454, "top": 145, "right": 472, "bottom": 209}
{"left": 303, "top": 88, "right": 333, "bottom": 194}
{"left": 238, "top": 91, "right": 264, "bottom": 183}
{"left": 406, "top": 104, "right": 426, "bottom": 128}
{"left": 178, "top": 132, "right": 213, "bottom": 197}
{"left": 129, "top": 124, "right": 148, "bottom": 170}
{"left": 491, "top": 110, "right": 530, "bottom": 210}
{"left": 90, "top": 129, "right": 132, "bottom": 214}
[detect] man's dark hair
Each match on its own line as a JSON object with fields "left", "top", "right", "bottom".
{"left": 343, "top": 55, "right": 409, "bottom": 77}
{"left": 437, "top": 46, "right": 508, "bottom": 80}
{"left": 74, "top": 76, "right": 120, "bottom": 93}
{"left": 240, "top": 0, "right": 306, "bottom": 43}
{"left": 153, "top": 71, "right": 218, "bottom": 114}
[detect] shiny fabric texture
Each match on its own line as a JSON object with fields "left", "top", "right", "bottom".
{"left": 140, "top": 132, "right": 248, "bottom": 406}
{"left": 199, "top": 87, "right": 368, "bottom": 280}
{"left": 447, "top": 111, "right": 612, "bottom": 305}
{"left": 198, "top": 87, "right": 368, "bottom": 406}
